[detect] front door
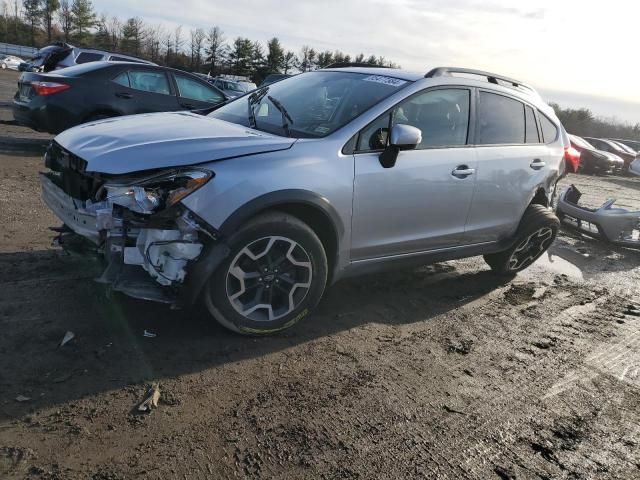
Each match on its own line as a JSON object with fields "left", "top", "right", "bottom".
{"left": 351, "top": 88, "right": 477, "bottom": 260}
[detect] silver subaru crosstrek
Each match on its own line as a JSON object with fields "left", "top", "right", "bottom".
{"left": 40, "top": 66, "right": 569, "bottom": 334}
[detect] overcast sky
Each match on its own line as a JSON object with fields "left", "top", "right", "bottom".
{"left": 93, "top": 0, "right": 640, "bottom": 123}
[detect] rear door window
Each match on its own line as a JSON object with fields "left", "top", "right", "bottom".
{"left": 477, "top": 91, "right": 525, "bottom": 144}
{"left": 538, "top": 113, "right": 559, "bottom": 143}
{"left": 127, "top": 71, "right": 171, "bottom": 95}
{"left": 75, "top": 52, "right": 104, "bottom": 64}
{"left": 174, "top": 74, "right": 224, "bottom": 103}
{"left": 525, "top": 105, "right": 539, "bottom": 143}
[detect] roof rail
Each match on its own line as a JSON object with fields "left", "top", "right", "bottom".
{"left": 325, "top": 62, "right": 390, "bottom": 69}
{"left": 425, "top": 67, "right": 536, "bottom": 94}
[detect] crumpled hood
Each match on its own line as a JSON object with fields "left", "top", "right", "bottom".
{"left": 54, "top": 111, "right": 296, "bottom": 174}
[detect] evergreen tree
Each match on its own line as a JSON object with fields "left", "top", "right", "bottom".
{"left": 228, "top": 37, "right": 253, "bottom": 77}
{"left": 266, "top": 37, "right": 284, "bottom": 73}
{"left": 22, "top": 0, "right": 41, "bottom": 46}
{"left": 120, "top": 17, "right": 145, "bottom": 56}
{"left": 71, "top": 0, "right": 96, "bottom": 44}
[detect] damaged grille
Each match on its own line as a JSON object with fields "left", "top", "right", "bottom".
{"left": 45, "top": 142, "right": 101, "bottom": 200}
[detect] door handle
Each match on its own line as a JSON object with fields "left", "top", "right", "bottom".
{"left": 530, "top": 159, "right": 546, "bottom": 170}
{"left": 115, "top": 92, "right": 132, "bottom": 99}
{"left": 452, "top": 165, "right": 476, "bottom": 179}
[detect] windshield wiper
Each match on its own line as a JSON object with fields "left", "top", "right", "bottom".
{"left": 267, "top": 95, "right": 294, "bottom": 137}
{"left": 247, "top": 87, "right": 268, "bottom": 129}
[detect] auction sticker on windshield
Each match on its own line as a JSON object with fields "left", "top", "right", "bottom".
{"left": 362, "top": 75, "right": 407, "bottom": 87}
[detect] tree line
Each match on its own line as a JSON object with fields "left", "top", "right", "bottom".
{"left": 550, "top": 104, "right": 640, "bottom": 142}
{"left": 0, "top": 0, "right": 399, "bottom": 83}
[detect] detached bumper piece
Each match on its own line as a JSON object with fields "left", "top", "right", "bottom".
{"left": 556, "top": 185, "right": 640, "bottom": 249}
{"left": 41, "top": 173, "right": 217, "bottom": 306}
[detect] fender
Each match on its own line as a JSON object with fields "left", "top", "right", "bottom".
{"left": 218, "top": 189, "right": 345, "bottom": 240}
{"left": 181, "top": 190, "right": 345, "bottom": 306}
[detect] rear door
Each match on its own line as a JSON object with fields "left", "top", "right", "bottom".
{"left": 111, "top": 68, "right": 180, "bottom": 114}
{"left": 171, "top": 72, "right": 226, "bottom": 109}
{"left": 464, "top": 91, "right": 550, "bottom": 244}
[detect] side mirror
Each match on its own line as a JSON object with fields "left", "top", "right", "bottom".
{"left": 379, "top": 124, "right": 422, "bottom": 168}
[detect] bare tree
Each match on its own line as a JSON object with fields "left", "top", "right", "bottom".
{"left": 43, "top": 0, "right": 60, "bottom": 42}
{"left": 106, "top": 15, "right": 121, "bottom": 50}
{"left": 189, "top": 27, "right": 205, "bottom": 70}
{"left": 144, "top": 23, "right": 163, "bottom": 63}
{"left": 58, "top": 0, "right": 73, "bottom": 41}
{"left": 205, "top": 26, "right": 226, "bottom": 75}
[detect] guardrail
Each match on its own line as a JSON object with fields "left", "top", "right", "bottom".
{"left": 0, "top": 42, "right": 38, "bottom": 58}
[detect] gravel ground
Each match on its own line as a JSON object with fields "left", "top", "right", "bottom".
{"left": 1, "top": 68, "right": 640, "bottom": 479}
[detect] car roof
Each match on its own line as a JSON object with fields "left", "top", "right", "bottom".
{"left": 321, "top": 67, "right": 423, "bottom": 81}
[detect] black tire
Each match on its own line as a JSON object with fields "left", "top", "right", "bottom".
{"left": 204, "top": 211, "right": 328, "bottom": 335}
{"left": 484, "top": 204, "right": 559, "bottom": 275}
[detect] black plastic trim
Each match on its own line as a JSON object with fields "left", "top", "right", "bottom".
{"left": 218, "top": 189, "right": 345, "bottom": 240}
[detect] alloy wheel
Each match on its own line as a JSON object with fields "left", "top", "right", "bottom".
{"left": 226, "top": 236, "right": 313, "bottom": 322}
{"left": 508, "top": 227, "right": 554, "bottom": 271}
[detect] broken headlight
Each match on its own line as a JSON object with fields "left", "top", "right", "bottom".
{"left": 104, "top": 169, "right": 212, "bottom": 214}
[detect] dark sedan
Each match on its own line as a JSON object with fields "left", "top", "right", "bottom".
{"left": 569, "top": 134, "right": 624, "bottom": 174}
{"left": 13, "top": 62, "right": 227, "bottom": 134}
{"left": 583, "top": 137, "right": 636, "bottom": 172}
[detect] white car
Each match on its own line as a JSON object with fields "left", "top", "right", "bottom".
{"left": 630, "top": 158, "right": 640, "bottom": 176}
{"left": 1, "top": 55, "right": 23, "bottom": 70}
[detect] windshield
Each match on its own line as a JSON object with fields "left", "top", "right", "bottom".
{"left": 209, "top": 71, "right": 410, "bottom": 138}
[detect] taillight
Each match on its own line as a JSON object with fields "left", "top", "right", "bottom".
{"left": 31, "top": 81, "right": 70, "bottom": 96}
{"left": 564, "top": 146, "right": 581, "bottom": 173}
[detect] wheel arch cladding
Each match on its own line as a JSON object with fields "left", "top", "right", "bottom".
{"left": 218, "top": 190, "right": 343, "bottom": 281}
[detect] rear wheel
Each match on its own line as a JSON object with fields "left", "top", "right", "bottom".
{"left": 204, "top": 212, "right": 328, "bottom": 335}
{"left": 484, "top": 205, "right": 559, "bottom": 275}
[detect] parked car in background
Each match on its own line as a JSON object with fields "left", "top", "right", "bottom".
{"left": 612, "top": 138, "right": 640, "bottom": 151}
{"left": 569, "top": 134, "right": 624, "bottom": 174}
{"left": 1, "top": 55, "right": 23, "bottom": 70}
{"left": 259, "top": 73, "right": 292, "bottom": 87}
{"left": 13, "top": 61, "right": 227, "bottom": 134}
{"left": 630, "top": 158, "right": 640, "bottom": 177}
{"left": 583, "top": 137, "right": 636, "bottom": 172}
{"left": 608, "top": 139, "right": 638, "bottom": 156}
{"left": 210, "top": 77, "right": 256, "bottom": 98}
{"left": 18, "top": 42, "right": 154, "bottom": 73}
{"left": 39, "top": 66, "right": 566, "bottom": 334}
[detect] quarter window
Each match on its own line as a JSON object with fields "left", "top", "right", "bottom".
{"left": 525, "top": 105, "right": 539, "bottom": 143}
{"left": 174, "top": 74, "right": 224, "bottom": 103}
{"left": 357, "top": 88, "right": 470, "bottom": 151}
{"left": 127, "top": 71, "right": 171, "bottom": 95}
{"left": 478, "top": 92, "right": 525, "bottom": 144}
{"left": 75, "top": 52, "right": 103, "bottom": 64}
{"left": 538, "top": 113, "right": 558, "bottom": 143}
{"left": 112, "top": 71, "right": 130, "bottom": 87}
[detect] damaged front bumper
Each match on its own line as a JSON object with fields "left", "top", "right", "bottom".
{"left": 556, "top": 185, "right": 640, "bottom": 248}
{"left": 40, "top": 172, "right": 227, "bottom": 306}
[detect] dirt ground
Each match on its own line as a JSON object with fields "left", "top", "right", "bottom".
{"left": 1, "top": 69, "right": 640, "bottom": 479}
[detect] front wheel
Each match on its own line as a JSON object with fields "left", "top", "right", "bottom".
{"left": 204, "top": 212, "right": 328, "bottom": 335}
{"left": 484, "top": 204, "right": 559, "bottom": 275}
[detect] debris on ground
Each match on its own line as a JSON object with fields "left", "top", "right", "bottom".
{"left": 59, "top": 331, "right": 75, "bottom": 347}
{"left": 14, "top": 395, "right": 31, "bottom": 402}
{"left": 143, "top": 330, "right": 157, "bottom": 338}
{"left": 137, "top": 383, "right": 160, "bottom": 413}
